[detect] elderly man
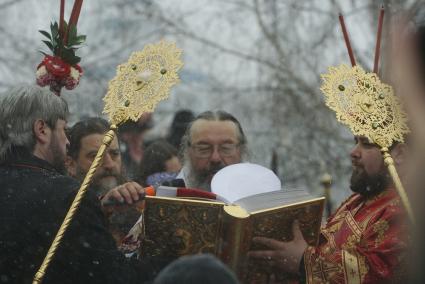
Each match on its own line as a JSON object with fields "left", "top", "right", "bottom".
{"left": 0, "top": 85, "right": 159, "bottom": 283}
{"left": 177, "top": 110, "right": 247, "bottom": 191}
{"left": 249, "top": 136, "right": 409, "bottom": 283}
{"left": 66, "top": 117, "right": 143, "bottom": 204}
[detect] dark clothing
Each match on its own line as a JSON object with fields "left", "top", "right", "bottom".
{"left": 121, "top": 148, "right": 140, "bottom": 181}
{"left": 162, "top": 178, "right": 186, "bottom": 188}
{"left": 0, "top": 152, "right": 157, "bottom": 283}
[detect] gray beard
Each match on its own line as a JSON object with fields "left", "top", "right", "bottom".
{"left": 75, "top": 167, "right": 126, "bottom": 197}
{"left": 182, "top": 150, "right": 247, "bottom": 192}
{"left": 185, "top": 163, "right": 212, "bottom": 192}
{"left": 186, "top": 174, "right": 212, "bottom": 191}
{"left": 93, "top": 178, "right": 120, "bottom": 196}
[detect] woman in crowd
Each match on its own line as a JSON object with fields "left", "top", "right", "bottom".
{"left": 138, "top": 140, "right": 182, "bottom": 187}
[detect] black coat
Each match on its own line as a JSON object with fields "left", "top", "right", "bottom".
{"left": 0, "top": 152, "right": 160, "bottom": 283}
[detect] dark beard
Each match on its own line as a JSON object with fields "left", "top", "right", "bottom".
{"left": 50, "top": 135, "right": 67, "bottom": 175}
{"left": 350, "top": 167, "right": 391, "bottom": 198}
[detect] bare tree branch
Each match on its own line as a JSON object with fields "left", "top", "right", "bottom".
{"left": 0, "top": 0, "right": 24, "bottom": 10}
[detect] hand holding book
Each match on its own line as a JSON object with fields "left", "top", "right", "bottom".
{"left": 248, "top": 220, "right": 307, "bottom": 275}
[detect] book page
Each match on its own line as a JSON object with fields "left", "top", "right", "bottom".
{"left": 234, "top": 189, "right": 312, "bottom": 213}
{"left": 211, "top": 163, "right": 281, "bottom": 203}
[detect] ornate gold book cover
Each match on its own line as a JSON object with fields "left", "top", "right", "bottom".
{"left": 225, "top": 198, "right": 325, "bottom": 283}
{"left": 138, "top": 195, "right": 325, "bottom": 283}
{"left": 140, "top": 196, "right": 226, "bottom": 257}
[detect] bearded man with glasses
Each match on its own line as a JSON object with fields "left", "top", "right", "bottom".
{"left": 176, "top": 110, "right": 248, "bottom": 191}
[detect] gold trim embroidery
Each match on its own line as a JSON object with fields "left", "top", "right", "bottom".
{"left": 345, "top": 212, "right": 363, "bottom": 238}
{"left": 305, "top": 249, "right": 343, "bottom": 284}
{"left": 343, "top": 250, "right": 361, "bottom": 284}
{"left": 372, "top": 220, "right": 389, "bottom": 247}
{"left": 358, "top": 252, "right": 369, "bottom": 281}
{"left": 342, "top": 234, "right": 360, "bottom": 250}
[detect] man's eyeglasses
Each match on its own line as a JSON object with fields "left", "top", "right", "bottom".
{"left": 190, "top": 143, "right": 240, "bottom": 158}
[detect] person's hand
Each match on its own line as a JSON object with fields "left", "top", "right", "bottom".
{"left": 247, "top": 220, "right": 307, "bottom": 275}
{"left": 101, "top": 181, "right": 145, "bottom": 207}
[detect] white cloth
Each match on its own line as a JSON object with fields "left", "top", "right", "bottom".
{"left": 176, "top": 165, "right": 189, "bottom": 185}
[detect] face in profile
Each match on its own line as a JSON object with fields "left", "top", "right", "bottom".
{"left": 349, "top": 136, "right": 391, "bottom": 197}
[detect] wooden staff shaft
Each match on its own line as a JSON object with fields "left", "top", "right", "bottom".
{"left": 59, "top": 0, "right": 65, "bottom": 38}
{"left": 382, "top": 150, "right": 415, "bottom": 225}
{"left": 339, "top": 14, "right": 356, "bottom": 67}
{"left": 373, "top": 7, "right": 385, "bottom": 74}
{"left": 33, "top": 127, "right": 117, "bottom": 283}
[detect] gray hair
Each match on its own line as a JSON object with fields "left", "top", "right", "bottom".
{"left": 0, "top": 84, "right": 69, "bottom": 161}
{"left": 180, "top": 110, "right": 249, "bottom": 159}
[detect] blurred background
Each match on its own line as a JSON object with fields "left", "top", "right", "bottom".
{"left": 0, "top": 0, "right": 419, "bottom": 208}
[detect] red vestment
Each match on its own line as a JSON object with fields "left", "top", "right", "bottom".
{"left": 304, "top": 188, "right": 408, "bottom": 283}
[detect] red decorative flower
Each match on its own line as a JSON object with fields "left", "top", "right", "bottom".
{"left": 36, "top": 9, "right": 86, "bottom": 96}
{"left": 41, "top": 55, "right": 71, "bottom": 79}
{"left": 36, "top": 56, "right": 83, "bottom": 95}
{"left": 64, "top": 77, "right": 78, "bottom": 90}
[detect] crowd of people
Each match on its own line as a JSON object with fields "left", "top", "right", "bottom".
{"left": 2, "top": 5, "right": 425, "bottom": 284}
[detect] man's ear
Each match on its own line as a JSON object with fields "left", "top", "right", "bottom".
{"left": 65, "top": 155, "right": 77, "bottom": 177}
{"left": 33, "top": 119, "right": 51, "bottom": 145}
{"left": 391, "top": 143, "right": 408, "bottom": 166}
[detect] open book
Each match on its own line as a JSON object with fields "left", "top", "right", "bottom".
{"left": 107, "top": 163, "right": 325, "bottom": 282}
{"left": 140, "top": 188, "right": 324, "bottom": 283}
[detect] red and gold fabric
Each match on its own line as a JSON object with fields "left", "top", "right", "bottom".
{"left": 304, "top": 188, "right": 408, "bottom": 283}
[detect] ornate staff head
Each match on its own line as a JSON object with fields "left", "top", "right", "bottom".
{"left": 321, "top": 64, "right": 409, "bottom": 148}
{"left": 320, "top": 8, "right": 414, "bottom": 224}
{"left": 103, "top": 40, "right": 183, "bottom": 126}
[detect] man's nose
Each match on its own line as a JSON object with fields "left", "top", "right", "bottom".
{"left": 210, "top": 147, "right": 222, "bottom": 162}
{"left": 102, "top": 153, "right": 114, "bottom": 169}
{"left": 350, "top": 143, "right": 360, "bottom": 159}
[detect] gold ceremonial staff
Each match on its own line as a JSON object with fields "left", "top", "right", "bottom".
{"left": 33, "top": 40, "right": 183, "bottom": 283}
{"left": 321, "top": 64, "right": 414, "bottom": 224}
{"left": 320, "top": 9, "right": 414, "bottom": 225}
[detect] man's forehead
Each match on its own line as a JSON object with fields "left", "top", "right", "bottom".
{"left": 190, "top": 119, "right": 239, "bottom": 143}
{"left": 80, "top": 133, "right": 119, "bottom": 150}
{"left": 355, "top": 135, "right": 374, "bottom": 143}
